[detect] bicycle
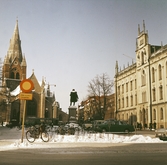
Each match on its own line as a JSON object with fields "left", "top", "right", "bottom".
{"left": 26, "top": 123, "right": 49, "bottom": 143}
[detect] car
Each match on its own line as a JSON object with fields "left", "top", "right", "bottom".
{"left": 155, "top": 128, "right": 167, "bottom": 140}
{"left": 95, "top": 120, "right": 135, "bottom": 133}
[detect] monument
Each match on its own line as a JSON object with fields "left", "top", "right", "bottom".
{"left": 69, "top": 89, "right": 78, "bottom": 123}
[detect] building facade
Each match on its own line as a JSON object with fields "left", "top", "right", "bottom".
{"left": 115, "top": 21, "right": 167, "bottom": 129}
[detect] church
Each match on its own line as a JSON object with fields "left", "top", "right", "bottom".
{"left": 0, "top": 20, "right": 65, "bottom": 126}
{"left": 115, "top": 21, "right": 167, "bottom": 129}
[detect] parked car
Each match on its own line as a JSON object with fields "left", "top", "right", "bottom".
{"left": 95, "top": 120, "right": 135, "bottom": 133}
{"left": 155, "top": 128, "right": 167, "bottom": 140}
{"left": 92, "top": 120, "right": 105, "bottom": 131}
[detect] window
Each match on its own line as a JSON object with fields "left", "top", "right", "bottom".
{"left": 118, "top": 99, "right": 120, "bottom": 109}
{"left": 126, "top": 83, "right": 128, "bottom": 92}
{"left": 130, "top": 81, "right": 133, "bottom": 91}
{"left": 159, "top": 85, "right": 163, "bottom": 100}
{"left": 135, "top": 79, "right": 137, "bottom": 89}
{"left": 159, "top": 64, "right": 162, "bottom": 80}
{"left": 141, "top": 52, "right": 144, "bottom": 64}
{"left": 142, "top": 91, "right": 146, "bottom": 103}
{"left": 152, "top": 87, "right": 156, "bottom": 101}
{"left": 126, "top": 96, "right": 128, "bottom": 107}
{"left": 160, "top": 108, "right": 163, "bottom": 120}
{"left": 135, "top": 94, "right": 137, "bottom": 105}
{"left": 153, "top": 109, "right": 156, "bottom": 120}
{"left": 152, "top": 67, "right": 155, "bottom": 82}
{"left": 122, "top": 98, "right": 124, "bottom": 108}
{"left": 122, "top": 84, "right": 124, "bottom": 94}
{"left": 118, "top": 86, "right": 120, "bottom": 95}
{"left": 141, "top": 70, "right": 146, "bottom": 86}
{"left": 131, "top": 95, "right": 133, "bottom": 106}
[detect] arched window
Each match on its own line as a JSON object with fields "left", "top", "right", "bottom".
{"left": 160, "top": 108, "right": 163, "bottom": 120}
{"left": 159, "top": 64, "right": 162, "bottom": 80}
{"left": 16, "top": 72, "right": 20, "bottom": 79}
{"left": 153, "top": 109, "right": 156, "bottom": 120}
{"left": 159, "top": 85, "right": 163, "bottom": 100}
{"left": 152, "top": 67, "right": 155, "bottom": 82}
{"left": 11, "top": 72, "right": 14, "bottom": 79}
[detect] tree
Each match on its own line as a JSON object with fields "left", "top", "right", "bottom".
{"left": 87, "top": 73, "right": 114, "bottom": 120}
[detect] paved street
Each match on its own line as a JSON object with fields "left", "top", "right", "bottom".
{"left": 0, "top": 127, "right": 167, "bottom": 165}
{"left": 0, "top": 143, "right": 167, "bottom": 165}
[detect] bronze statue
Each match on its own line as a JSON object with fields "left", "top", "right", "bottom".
{"left": 70, "top": 89, "right": 78, "bottom": 106}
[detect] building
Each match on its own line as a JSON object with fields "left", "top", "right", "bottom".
{"left": 77, "top": 94, "right": 115, "bottom": 123}
{"left": 0, "top": 20, "right": 67, "bottom": 125}
{"left": 115, "top": 21, "right": 167, "bottom": 129}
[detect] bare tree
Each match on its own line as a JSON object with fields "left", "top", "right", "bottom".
{"left": 87, "top": 73, "right": 114, "bottom": 120}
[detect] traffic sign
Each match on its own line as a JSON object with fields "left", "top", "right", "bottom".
{"left": 20, "top": 79, "right": 34, "bottom": 93}
{"left": 19, "top": 93, "right": 33, "bottom": 100}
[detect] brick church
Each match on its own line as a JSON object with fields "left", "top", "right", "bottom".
{"left": 0, "top": 20, "right": 65, "bottom": 125}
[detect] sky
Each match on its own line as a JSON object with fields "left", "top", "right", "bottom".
{"left": 1, "top": 0, "right": 167, "bottom": 113}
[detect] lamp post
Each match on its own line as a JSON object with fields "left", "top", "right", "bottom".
{"left": 148, "top": 57, "right": 152, "bottom": 128}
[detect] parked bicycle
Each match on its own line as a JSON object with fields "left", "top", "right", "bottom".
{"left": 26, "top": 123, "right": 49, "bottom": 143}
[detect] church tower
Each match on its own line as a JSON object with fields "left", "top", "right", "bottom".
{"left": 2, "top": 20, "right": 27, "bottom": 91}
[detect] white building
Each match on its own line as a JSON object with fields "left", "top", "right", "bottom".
{"left": 115, "top": 21, "right": 167, "bottom": 129}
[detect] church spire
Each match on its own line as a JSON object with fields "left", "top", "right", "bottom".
{"left": 7, "top": 19, "right": 23, "bottom": 63}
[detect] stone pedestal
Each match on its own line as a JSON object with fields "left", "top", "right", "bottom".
{"left": 68, "top": 106, "right": 77, "bottom": 123}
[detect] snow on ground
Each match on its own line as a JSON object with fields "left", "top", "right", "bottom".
{"left": 0, "top": 127, "right": 166, "bottom": 151}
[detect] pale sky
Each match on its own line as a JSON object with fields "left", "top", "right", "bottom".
{"left": 1, "top": 0, "right": 167, "bottom": 113}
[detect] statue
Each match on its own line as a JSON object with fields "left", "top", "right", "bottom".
{"left": 70, "top": 89, "right": 78, "bottom": 106}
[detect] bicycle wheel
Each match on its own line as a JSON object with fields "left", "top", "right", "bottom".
{"left": 41, "top": 132, "right": 49, "bottom": 142}
{"left": 26, "top": 130, "right": 35, "bottom": 143}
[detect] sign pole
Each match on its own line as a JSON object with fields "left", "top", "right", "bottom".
{"left": 21, "top": 100, "right": 26, "bottom": 143}
{"left": 19, "top": 79, "right": 34, "bottom": 143}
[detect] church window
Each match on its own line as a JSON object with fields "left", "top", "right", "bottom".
{"left": 16, "top": 72, "right": 20, "bottom": 79}
{"left": 11, "top": 72, "right": 14, "bottom": 79}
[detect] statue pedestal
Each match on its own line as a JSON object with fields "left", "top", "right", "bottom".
{"left": 68, "top": 106, "right": 77, "bottom": 123}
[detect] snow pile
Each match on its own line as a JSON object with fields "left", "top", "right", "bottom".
{"left": 0, "top": 127, "right": 165, "bottom": 151}
{"left": 50, "top": 133, "right": 162, "bottom": 143}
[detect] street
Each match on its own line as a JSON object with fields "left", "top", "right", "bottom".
{"left": 0, "top": 127, "right": 167, "bottom": 165}
{"left": 0, "top": 143, "right": 167, "bottom": 165}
